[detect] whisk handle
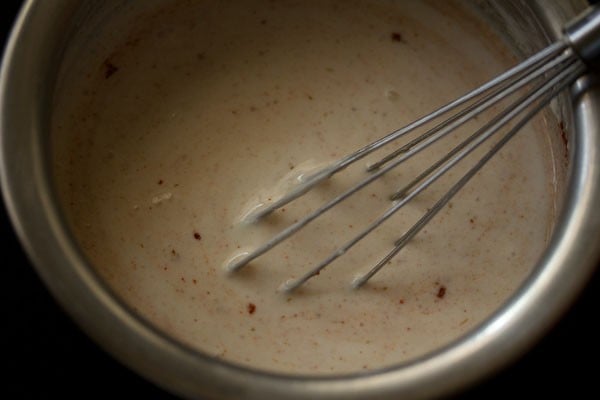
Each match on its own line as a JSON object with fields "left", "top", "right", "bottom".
{"left": 565, "top": 6, "right": 600, "bottom": 68}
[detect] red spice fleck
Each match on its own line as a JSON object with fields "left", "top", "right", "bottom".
{"left": 193, "top": 232, "right": 201, "bottom": 240}
{"left": 559, "top": 121, "right": 568, "bottom": 147}
{"left": 103, "top": 60, "right": 119, "bottom": 79}
{"left": 181, "top": 277, "right": 186, "bottom": 283}
{"left": 247, "top": 303, "right": 256, "bottom": 314}
{"left": 192, "top": 279, "right": 197, "bottom": 284}
{"left": 399, "top": 299, "right": 405, "bottom": 304}
{"left": 437, "top": 286, "right": 447, "bottom": 299}
{"left": 391, "top": 32, "right": 403, "bottom": 42}
{"left": 558, "top": 121, "right": 570, "bottom": 161}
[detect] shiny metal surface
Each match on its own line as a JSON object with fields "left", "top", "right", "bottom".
{"left": 566, "top": 6, "right": 600, "bottom": 67}
{"left": 1, "top": 1, "right": 598, "bottom": 399}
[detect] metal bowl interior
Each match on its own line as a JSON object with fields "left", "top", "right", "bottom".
{"left": 1, "top": 1, "right": 599, "bottom": 399}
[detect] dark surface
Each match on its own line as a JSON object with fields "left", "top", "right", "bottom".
{"left": 2, "top": 2, "right": 598, "bottom": 399}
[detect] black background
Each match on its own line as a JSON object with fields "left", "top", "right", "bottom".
{"left": 2, "top": 2, "right": 598, "bottom": 398}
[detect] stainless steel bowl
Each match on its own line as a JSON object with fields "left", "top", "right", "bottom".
{"left": 1, "top": 1, "right": 599, "bottom": 398}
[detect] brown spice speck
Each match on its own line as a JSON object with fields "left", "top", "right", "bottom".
{"left": 247, "top": 303, "right": 256, "bottom": 314}
{"left": 559, "top": 121, "right": 568, "bottom": 146}
{"left": 391, "top": 32, "right": 403, "bottom": 42}
{"left": 437, "top": 286, "right": 447, "bottom": 299}
{"left": 193, "top": 232, "right": 201, "bottom": 240}
{"left": 103, "top": 60, "right": 119, "bottom": 79}
{"left": 158, "top": 179, "right": 164, "bottom": 185}
{"left": 558, "top": 121, "right": 570, "bottom": 161}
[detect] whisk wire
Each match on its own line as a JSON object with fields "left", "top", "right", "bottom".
{"left": 225, "top": 5, "right": 600, "bottom": 291}
{"left": 369, "top": 48, "right": 576, "bottom": 174}
{"left": 243, "top": 40, "right": 569, "bottom": 223}
{"left": 228, "top": 45, "right": 576, "bottom": 274}
{"left": 283, "top": 59, "right": 585, "bottom": 292}
{"left": 351, "top": 61, "right": 587, "bottom": 288}
{"left": 390, "top": 51, "right": 577, "bottom": 200}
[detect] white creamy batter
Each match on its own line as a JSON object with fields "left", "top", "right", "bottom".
{"left": 52, "top": 0, "right": 558, "bottom": 374}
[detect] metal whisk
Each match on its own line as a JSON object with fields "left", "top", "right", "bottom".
{"left": 226, "top": 6, "right": 600, "bottom": 292}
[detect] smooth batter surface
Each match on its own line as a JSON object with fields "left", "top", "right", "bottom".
{"left": 52, "top": 0, "right": 557, "bottom": 374}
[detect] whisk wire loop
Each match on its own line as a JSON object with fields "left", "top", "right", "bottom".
{"left": 243, "top": 40, "right": 569, "bottom": 223}
{"left": 284, "top": 59, "right": 585, "bottom": 292}
{"left": 227, "top": 5, "right": 600, "bottom": 290}
{"left": 227, "top": 46, "right": 577, "bottom": 275}
{"left": 367, "top": 46, "right": 575, "bottom": 173}
{"left": 351, "top": 61, "right": 586, "bottom": 289}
